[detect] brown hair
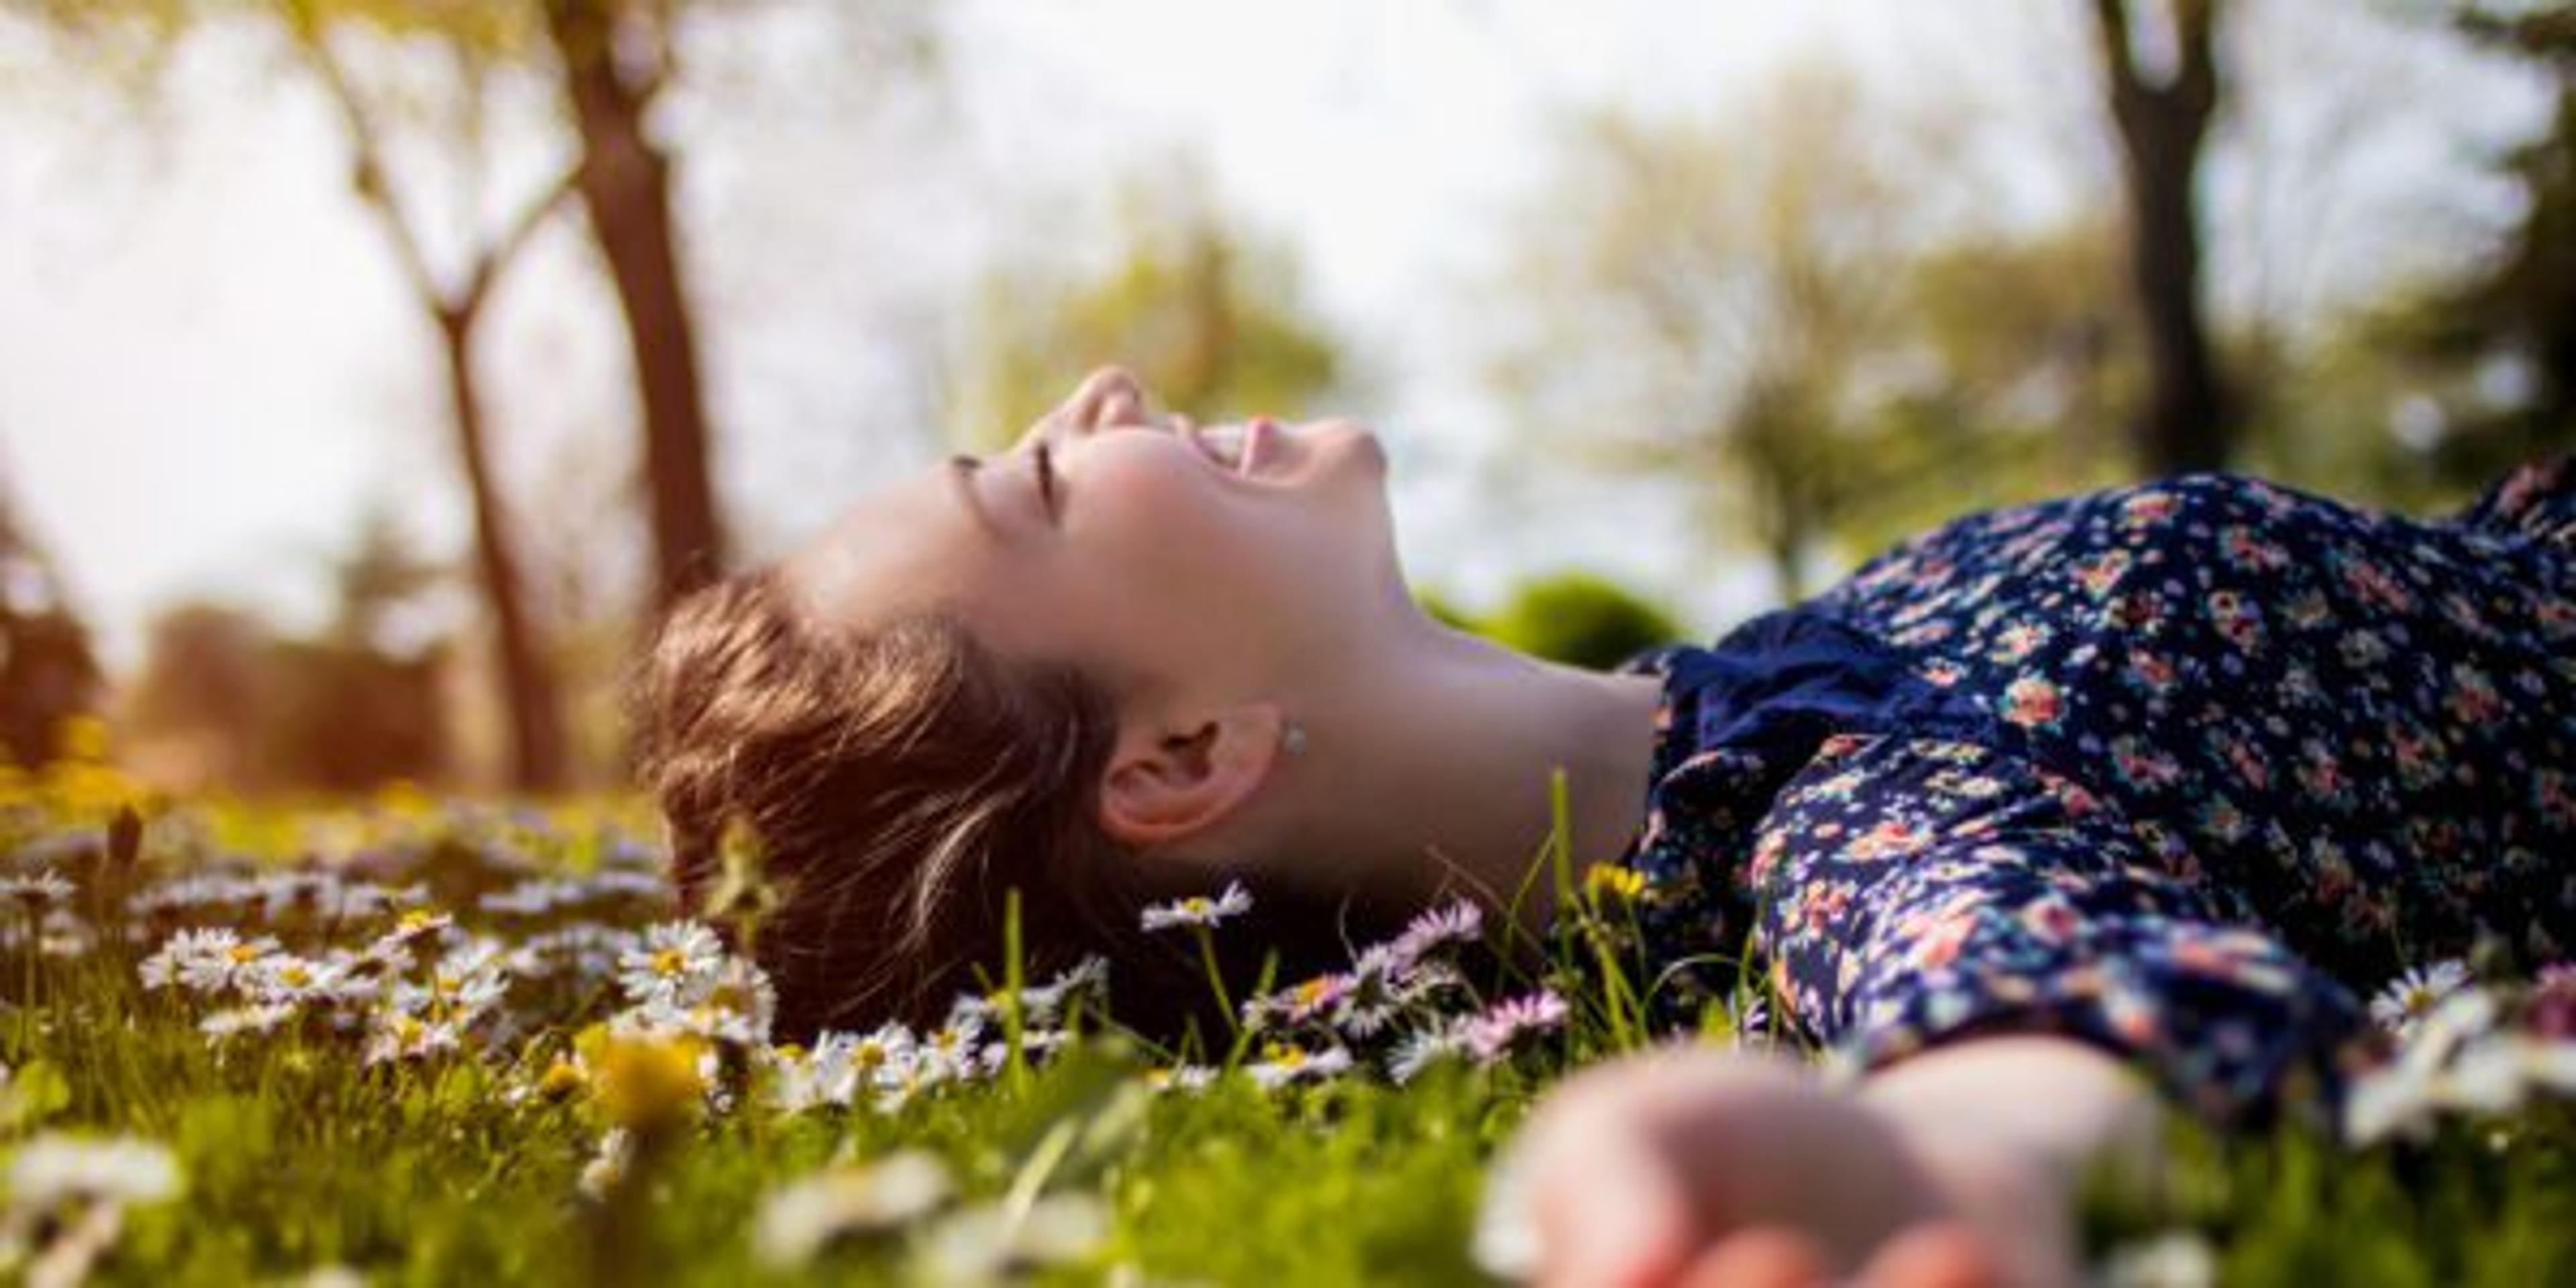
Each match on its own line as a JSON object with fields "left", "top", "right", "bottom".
{"left": 625, "top": 566, "right": 1364, "bottom": 1047}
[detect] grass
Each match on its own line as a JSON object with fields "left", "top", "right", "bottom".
{"left": 0, "top": 755, "right": 2572, "bottom": 1286}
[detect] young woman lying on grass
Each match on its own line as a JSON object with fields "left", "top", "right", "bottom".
{"left": 631, "top": 366, "right": 2576, "bottom": 1288}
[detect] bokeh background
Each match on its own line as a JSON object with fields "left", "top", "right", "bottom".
{"left": 0, "top": 0, "right": 2566, "bottom": 796}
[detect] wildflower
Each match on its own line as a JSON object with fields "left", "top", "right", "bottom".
{"left": 1583, "top": 864, "right": 1647, "bottom": 905}
{"left": 1144, "top": 1065, "right": 1218, "bottom": 1094}
{"left": 576, "top": 1128, "right": 633, "bottom": 1201}
{"left": 5, "top": 1133, "right": 182, "bottom": 1209}
{"left": 200, "top": 1003, "right": 297, "bottom": 1042}
{"left": 362, "top": 1011, "right": 463, "bottom": 1066}
{"left": 1333, "top": 947, "right": 1411, "bottom": 1038}
{"left": 587, "top": 1030, "right": 713, "bottom": 1132}
{"left": 138, "top": 928, "right": 279, "bottom": 996}
{"left": 0, "top": 869, "right": 74, "bottom": 906}
{"left": 2096, "top": 1229, "right": 2216, "bottom": 1288}
{"left": 376, "top": 907, "right": 453, "bottom": 949}
{"left": 2369, "top": 958, "right": 2473, "bottom": 1037}
{"left": 1260, "top": 971, "right": 1354, "bottom": 1029}
{"left": 916, "top": 1012, "right": 987, "bottom": 1083}
{"left": 1014, "top": 955, "right": 1110, "bottom": 1024}
{"left": 616, "top": 921, "right": 724, "bottom": 1004}
{"left": 2343, "top": 987, "right": 2505, "bottom": 1145}
{"left": 1139, "top": 881, "right": 1252, "bottom": 932}
{"left": 752, "top": 1150, "right": 953, "bottom": 1268}
{"left": 535, "top": 1056, "right": 590, "bottom": 1102}
{"left": 1464, "top": 991, "right": 1570, "bottom": 1064}
{"left": 1387, "top": 1024, "right": 1470, "bottom": 1085}
{"left": 1245, "top": 1041, "right": 1352, "bottom": 1089}
{"left": 249, "top": 954, "right": 358, "bottom": 1007}
{"left": 1389, "top": 899, "right": 1485, "bottom": 965}
{"left": 916, "top": 1193, "right": 1107, "bottom": 1284}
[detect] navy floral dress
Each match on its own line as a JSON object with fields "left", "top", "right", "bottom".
{"left": 1611, "top": 455, "right": 2576, "bottom": 1134}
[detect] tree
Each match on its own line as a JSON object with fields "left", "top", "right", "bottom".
{"left": 2398, "top": 3, "right": 2576, "bottom": 484}
{"left": 539, "top": 0, "right": 729, "bottom": 611}
{"left": 0, "top": 472, "right": 101, "bottom": 769}
{"left": 1491, "top": 63, "right": 1933, "bottom": 602}
{"left": 1479, "top": 572, "right": 1682, "bottom": 673}
{"left": 2092, "top": 0, "right": 2235, "bottom": 476}
{"left": 947, "top": 161, "right": 1343, "bottom": 447}
{"left": 286, "top": 4, "right": 573, "bottom": 792}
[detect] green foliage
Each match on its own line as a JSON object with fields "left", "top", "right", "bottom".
{"left": 948, "top": 159, "right": 1343, "bottom": 448}
{"left": 1477, "top": 572, "right": 1682, "bottom": 672}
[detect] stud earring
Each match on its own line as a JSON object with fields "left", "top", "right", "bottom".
{"left": 1280, "top": 719, "right": 1307, "bottom": 757}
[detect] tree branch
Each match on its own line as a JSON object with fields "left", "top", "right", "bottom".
{"left": 301, "top": 27, "right": 447, "bottom": 314}
{"left": 461, "top": 164, "right": 583, "bottom": 316}
{"left": 2091, "top": 0, "right": 2138, "bottom": 93}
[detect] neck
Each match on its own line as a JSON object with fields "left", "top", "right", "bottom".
{"left": 1283, "top": 616, "right": 1667, "bottom": 936}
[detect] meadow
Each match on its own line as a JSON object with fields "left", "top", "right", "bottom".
{"left": 3, "top": 739, "right": 2574, "bottom": 1287}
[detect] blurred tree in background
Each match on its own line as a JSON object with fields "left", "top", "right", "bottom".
{"left": 1494, "top": 62, "right": 2019, "bottom": 602}
{"left": 1477, "top": 572, "right": 1682, "bottom": 673}
{"left": 2092, "top": 0, "right": 2235, "bottom": 477}
{"left": 947, "top": 160, "right": 1344, "bottom": 447}
{"left": 2391, "top": 2, "right": 2576, "bottom": 485}
{"left": 0, "top": 472, "right": 102, "bottom": 769}
{"left": 278, "top": 0, "right": 575, "bottom": 792}
{"left": 122, "top": 512, "right": 452, "bottom": 793}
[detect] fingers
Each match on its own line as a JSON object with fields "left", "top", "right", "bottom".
{"left": 1860, "top": 1222, "right": 2006, "bottom": 1288}
{"left": 1667, "top": 1220, "right": 2005, "bottom": 1288}
{"left": 1676, "top": 1227, "right": 1831, "bottom": 1288}
{"left": 1516, "top": 1057, "right": 1708, "bottom": 1288}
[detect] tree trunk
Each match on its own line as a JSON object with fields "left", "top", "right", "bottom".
{"left": 543, "top": 0, "right": 729, "bottom": 611}
{"left": 439, "top": 307, "right": 570, "bottom": 792}
{"left": 2093, "top": 0, "right": 2233, "bottom": 478}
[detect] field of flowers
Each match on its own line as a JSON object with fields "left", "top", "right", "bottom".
{"left": 4, "top": 741, "right": 2576, "bottom": 1287}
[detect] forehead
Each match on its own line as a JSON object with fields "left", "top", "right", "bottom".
{"left": 777, "top": 462, "right": 993, "bottom": 635}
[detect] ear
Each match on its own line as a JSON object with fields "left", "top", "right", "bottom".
{"left": 1097, "top": 701, "right": 1288, "bottom": 851}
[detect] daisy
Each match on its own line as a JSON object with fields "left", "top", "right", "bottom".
{"left": 1139, "top": 881, "right": 1252, "bottom": 932}
{"left": 577, "top": 1129, "right": 634, "bottom": 1202}
{"left": 362, "top": 909, "right": 453, "bottom": 964}
{"left": 1245, "top": 1041, "right": 1352, "bottom": 1089}
{"left": 200, "top": 1002, "right": 297, "bottom": 1042}
{"left": 0, "top": 869, "right": 75, "bottom": 906}
{"left": 2369, "top": 958, "right": 2473, "bottom": 1036}
{"left": 1464, "top": 991, "right": 1570, "bottom": 1064}
{"left": 140, "top": 928, "right": 280, "bottom": 996}
{"left": 753, "top": 1151, "right": 954, "bottom": 1269}
{"left": 1144, "top": 1065, "right": 1218, "bottom": 1094}
{"left": 5, "top": 1133, "right": 182, "bottom": 1209}
{"left": 616, "top": 920, "right": 725, "bottom": 1004}
{"left": 1331, "top": 947, "right": 1410, "bottom": 1038}
{"left": 1389, "top": 899, "right": 1485, "bottom": 965}
{"left": 1387, "top": 1024, "right": 1470, "bottom": 1085}
{"left": 916, "top": 1013, "right": 987, "bottom": 1081}
{"left": 362, "top": 1011, "right": 463, "bottom": 1066}
{"left": 1014, "top": 955, "right": 1110, "bottom": 1024}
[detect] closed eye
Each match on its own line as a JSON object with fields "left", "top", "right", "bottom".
{"left": 1034, "top": 439, "right": 1058, "bottom": 521}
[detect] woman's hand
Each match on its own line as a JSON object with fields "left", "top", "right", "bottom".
{"left": 1491, "top": 1044, "right": 2088, "bottom": 1288}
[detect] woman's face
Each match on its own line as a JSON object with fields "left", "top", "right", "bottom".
{"left": 783, "top": 369, "right": 1407, "bottom": 708}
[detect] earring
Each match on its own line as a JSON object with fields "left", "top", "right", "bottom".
{"left": 1280, "top": 719, "right": 1307, "bottom": 757}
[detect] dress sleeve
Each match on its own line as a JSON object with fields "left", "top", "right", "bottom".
{"left": 1740, "top": 733, "right": 2379, "bottom": 1133}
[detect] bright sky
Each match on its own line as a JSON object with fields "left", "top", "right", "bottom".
{"left": 0, "top": 0, "right": 2551, "bottom": 674}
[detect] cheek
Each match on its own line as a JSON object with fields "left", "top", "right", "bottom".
{"left": 1068, "top": 450, "right": 1260, "bottom": 601}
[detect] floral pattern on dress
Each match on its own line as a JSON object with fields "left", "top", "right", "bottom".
{"left": 1611, "top": 455, "right": 2576, "bottom": 1134}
